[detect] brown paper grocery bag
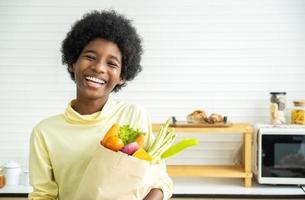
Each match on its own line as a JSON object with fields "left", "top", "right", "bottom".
{"left": 74, "top": 145, "right": 163, "bottom": 200}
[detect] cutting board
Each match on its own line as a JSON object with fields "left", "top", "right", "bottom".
{"left": 170, "top": 121, "right": 232, "bottom": 128}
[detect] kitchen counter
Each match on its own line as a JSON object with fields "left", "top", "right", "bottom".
{"left": 0, "top": 185, "right": 31, "bottom": 197}
{"left": 172, "top": 177, "right": 305, "bottom": 198}
{"left": 0, "top": 178, "right": 304, "bottom": 198}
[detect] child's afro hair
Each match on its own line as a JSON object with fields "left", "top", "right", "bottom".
{"left": 61, "top": 10, "right": 143, "bottom": 92}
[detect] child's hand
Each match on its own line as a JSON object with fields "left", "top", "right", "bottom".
{"left": 143, "top": 188, "right": 163, "bottom": 200}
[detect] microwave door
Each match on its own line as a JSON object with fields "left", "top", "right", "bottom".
{"left": 261, "top": 135, "right": 305, "bottom": 179}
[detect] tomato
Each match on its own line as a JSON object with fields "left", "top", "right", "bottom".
{"left": 103, "top": 136, "right": 124, "bottom": 152}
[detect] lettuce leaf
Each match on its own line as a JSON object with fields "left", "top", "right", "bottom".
{"left": 118, "top": 125, "right": 145, "bottom": 145}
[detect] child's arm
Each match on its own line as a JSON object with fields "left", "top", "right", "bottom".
{"left": 28, "top": 127, "right": 58, "bottom": 200}
{"left": 148, "top": 161, "right": 173, "bottom": 200}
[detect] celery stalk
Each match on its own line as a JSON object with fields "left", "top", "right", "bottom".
{"left": 149, "top": 129, "right": 175, "bottom": 156}
{"left": 148, "top": 119, "right": 198, "bottom": 162}
{"left": 148, "top": 119, "right": 171, "bottom": 154}
{"left": 151, "top": 134, "right": 176, "bottom": 160}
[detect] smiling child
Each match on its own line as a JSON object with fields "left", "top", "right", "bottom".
{"left": 28, "top": 10, "right": 173, "bottom": 200}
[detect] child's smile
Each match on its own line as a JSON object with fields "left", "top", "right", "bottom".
{"left": 85, "top": 76, "right": 106, "bottom": 88}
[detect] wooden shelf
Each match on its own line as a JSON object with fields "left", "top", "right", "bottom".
{"left": 167, "top": 165, "right": 252, "bottom": 178}
{"left": 152, "top": 123, "right": 253, "bottom": 134}
{"left": 152, "top": 123, "right": 254, "bottom": 187}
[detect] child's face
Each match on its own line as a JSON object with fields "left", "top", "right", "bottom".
{"left": 71, "top": 38, "right": 124, "bottom": 101}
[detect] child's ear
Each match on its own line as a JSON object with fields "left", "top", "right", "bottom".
{"left": 68, "top": 64, "right": 74, "bottom": 72}
{"left": 118, "top": 78, "right": 125, "bottom": 85}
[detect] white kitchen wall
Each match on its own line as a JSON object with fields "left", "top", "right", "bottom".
{"left": 0, "top": 0, "right": 305, "bottom": 168}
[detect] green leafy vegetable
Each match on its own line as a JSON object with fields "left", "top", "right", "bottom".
{"left": 118, "top": 125, "right": 145, "bottom": 145}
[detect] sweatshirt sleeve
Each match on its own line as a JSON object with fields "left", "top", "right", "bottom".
{"left": 28, "top": 126, "right": 58, "bottom": 200}
{"left": 146, "top": 124, "right": 173, "bottom": 200}
{"left": 151, "top": 162, "right": 173, "bottom": 200}
{"left": 130, "top": 105, "right": 173, "bottom": 200}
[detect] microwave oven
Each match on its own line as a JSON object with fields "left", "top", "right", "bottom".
{"left": 254, "top": 125, "right": 305, "bottom": 185}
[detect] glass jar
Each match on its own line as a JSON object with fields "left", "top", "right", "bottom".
{"left": 270, "top": 92, "right": 287, "bottom": 125}
{"left": 291, "top": 100, "right": 305, "bottom": 125}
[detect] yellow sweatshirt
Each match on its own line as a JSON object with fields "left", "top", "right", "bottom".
{"left": 29, "top": 97, "right": 173, "bottom": 200}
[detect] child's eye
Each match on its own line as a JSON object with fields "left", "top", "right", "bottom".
{"left": 84, "top": 55, "right": 96, "bottom": 60}
{"left": 108, "top": 62, "right": 118, "bottom": 68}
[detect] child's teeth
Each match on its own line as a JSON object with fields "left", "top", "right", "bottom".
{"left": 86, "top": 76, "right": 105, "bottom": 84}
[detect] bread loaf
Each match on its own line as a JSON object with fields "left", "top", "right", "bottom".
{"left": 207, "top": 113, "right": 224, "bottom": 124}
{"left": 186, "top": 110, "right": 207, "bottom": 123}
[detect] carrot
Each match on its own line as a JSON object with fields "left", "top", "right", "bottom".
{"left": 101, "top": 123, "right": 120, "bottom": 146}
{"left": 135, "top": 134, "right": 145, "bottom": 147}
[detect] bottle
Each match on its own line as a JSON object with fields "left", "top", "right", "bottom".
{"left": 270, "top": 92, "right": 287, "bottom": 125}
{"left": 291, "top": 100, "right": 305, "bottom": 125}
{"left": 0, "top": 167, "right": 5, "bottom": 188}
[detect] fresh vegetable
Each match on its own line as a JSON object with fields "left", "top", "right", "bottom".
{"left": 147, "top": 119, "right": 176, "bottom": 161}
{"left": 161, "top": 138, "right": 199, "bottom": 159}
{"left": 133, "top": 148, "right": 153, "bottom": 161}
{"left": 135, "top": 134, "right": 145, "bottom": 147}
{"left": 101, "top": 123, "right": 120, "bottom": 145}
{"left": 103, "top": 136, "right": 124, "bottom": 152}
{"left": 101, "top": 123, "right": 146, "bottom": 154}
{"left": 120, "top": 142, "right": 139, "bottom": 155}
{"left": 100, "top": 119, "right": 198, "bottom": 162}
{"left": 118, "top": 125, "right": 145, "bottom": 145}
{"left": 146, "top": 119, "right": 199, "bottom": 163}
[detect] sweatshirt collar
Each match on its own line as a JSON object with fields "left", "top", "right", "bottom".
{"left": 64, "top": 97, "right": 113, "bottom": 125}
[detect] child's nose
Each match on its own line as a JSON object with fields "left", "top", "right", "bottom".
{"left": 93, "top": 61, "right": 107, "bottom": 73}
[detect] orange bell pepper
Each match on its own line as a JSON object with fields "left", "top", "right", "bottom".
{"left": 101, "top": 123, "right": 120, "bottom": 146}
{"left": 103, "top": 136, "right": 124, "bottom": 152}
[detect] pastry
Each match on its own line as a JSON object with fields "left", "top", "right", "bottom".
{"left": 207, "top": 113, "right": 224, "bottom": 124}
{"left": 187, "top": 110, "right": 207, "bottom": 123}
